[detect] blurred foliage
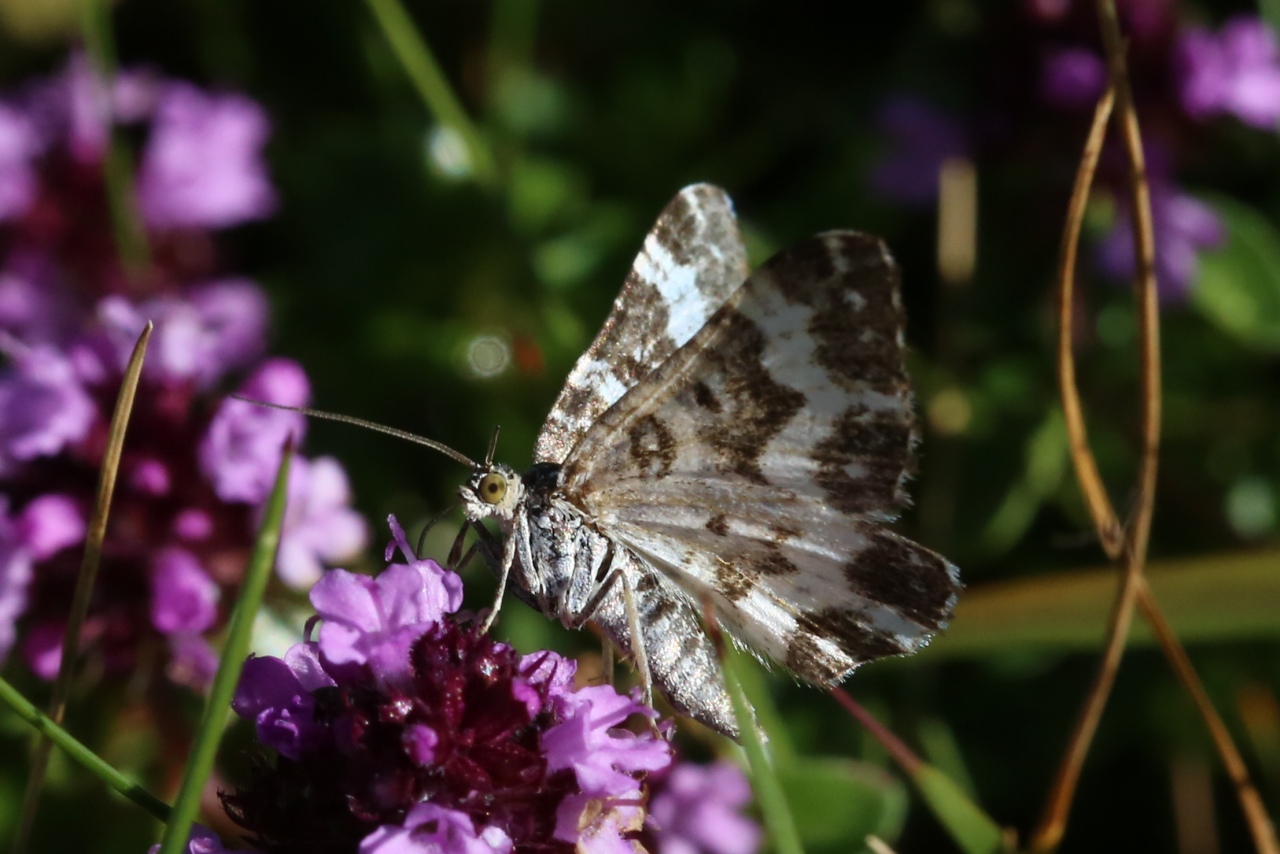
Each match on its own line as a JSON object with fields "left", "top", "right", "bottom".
{"left": 2, "top": 1, "right": 1280, "bottom": 852}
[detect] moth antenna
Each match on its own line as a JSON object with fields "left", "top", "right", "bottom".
{"left": 484, "top": 425, "right": 501, "bottom": 467}
{"left": 230, "top": 396, "right": 477, "bottom": 468}
{"left": 415, "top": 502, "right": 460, "bottom": 557}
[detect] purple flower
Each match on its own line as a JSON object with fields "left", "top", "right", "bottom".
{"left": 361, "top": 804, "right": 513, "bottom": 854}
{"left": 0, "top": 57, "right": 366, "bottom": 693}
{"left": 645, "top": 762, "right": 761, "bottom": 854}
{"left": 868, "top": 96, "right": 968, "bottom": 208}
{"left": 0, "top": 345, "right": 95, "bottom": 476}
{"left": 0, "top": 104, "right": 38, "bottom": 222}
{"left": 198, "top": 358, "right": 310, "bottom": 503}
{"left": 1041, "top": 47, "right": 1107, "bottom": 108}
{"left": 275, "top": 455, "right": 368, "bottom": 590}
{"left": 136, "top": 82, "right": 277, "bottom": 229}
{"left": 1097, "top": 184, "right": 1225, "bottom": 301}
{"left": 98, "top": 280, "right": 269, "bottom": 386}
{"left": 223, "top": 518, "right": 672, "bottom": 854}
{"left": 150, "top": 547, "right": 219, "bottom": 635}
{"left": 1177, "top": 15, "right": 1280, "bottom": 129}
{"left": 147, "top": 823, "right": 256, "bottom": 854}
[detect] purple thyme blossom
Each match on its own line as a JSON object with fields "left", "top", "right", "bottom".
{"left": 1041, "top": 47, "right": 1107, "bottom": 108}
{"left": 361, "top": 804, "right": 514, "bottom": 854}
{"left": 868, "top": 96, "right": 968, "bottom": 208}
{"left": 1177, "top": 15, "right": 1280, "bottom": 130}
{"left": 275, "top": 456, "right": 369, "bottom": 591}
{"left": 147, "top": 823, "right": 258, "bottom": 854}
{"left": 646, "top": 761, "right": 761, "bottom": 854}
{"left": 0, "top": 494, "right": 83, "bottom": 664}
{"left": 137, "top": 83, "right": 277, "bottom": 229}
{"left": 98, "top": 279, "right": 269, "bottom": 386}
{"left": 150, "top": 547, "right": 219, "bottom": 634}
{"left": 0, "top": 344, "right": 95, "bottom": 476}
{"left": 0, "top": 104, "right": 38, "bottom": 222}
{"left": 224, "top": 518, "right": 672, "bottom": 854}
{"left": 199, "top": 358, "right": 310, "bottom": 504}
{"left": 0, "top": 58, "right": 367, "bottom": 692}
{"left": 1097, "top": 183, "right": 1225, "bottom": 301}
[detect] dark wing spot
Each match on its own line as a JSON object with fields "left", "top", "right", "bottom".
{"left": 714, "top": 559, "right": 756, "bottom": 602}
{"left": 843, "top": 531, "right": 959, "bottom": 630}
{"left": 627, "top": 414, "right": 677, "bottom": 479}
{"left": 784, "top": 630, "right": 849, "bottom": 684}
{"left": 705, "top": 514, "right": 730, "bottom": 536}
{"left": 691, "top": 381, "right": 722, "bottom": 412}
{"left": 812, "top": 404, "right": 913, "bottom": 515}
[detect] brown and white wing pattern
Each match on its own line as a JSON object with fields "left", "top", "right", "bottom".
{"left": 560, "top": 232, "right": 960, "bottom": 684}
{"left": 534, "top": 184, "right": 749, "bottom": 464}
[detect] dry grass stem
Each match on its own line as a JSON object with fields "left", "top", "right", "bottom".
{"left": 1030, "top": 2, "right": 1278, "bottom": 850}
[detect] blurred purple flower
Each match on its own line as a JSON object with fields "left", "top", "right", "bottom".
{"left": 1177, "top": 15, "right": 1280, "bottom": 129}
{"left": 0, "top": 104, "right": 38, "bottom": 222}
{"left": 868, "top": 96, "right": 968, "bottom": 208}
{"left": 98, "top": 279, "right": 269, "bottom": 386}
{"left": 646, "top": 761, "right": 761, "bottom": 854}
{"left": 275, "top": 455, "right": 368, "bottom": 590}
{"left": 150, "top": 547, "right": 219, "bottom": 635}
{"left": 137, "top": 83, "right": 277, "bottom": 229}
{"left": 0, "top": 57, "right": 367, "bottom": 693}
{"left": 224, "top": 518, "right": 672, "bottom": 854}
{"left": 199, "top": 358, "right": 310, "bottom": 504}
{"left": 1041, "top": 47, "right": 1107, "bottom": 108}
{"left": 0, "top": 346, "right": 95, "bottom": 476}
{"left": 1097, "top": 184, "right": 1225, "bottom": 301}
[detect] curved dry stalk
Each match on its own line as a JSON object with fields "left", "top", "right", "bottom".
{"left": 1137, "top": 580, "right": 1280, "bottom": 854}
{"left": 1031, "top": 2, "right": 1278, "bottom": 850}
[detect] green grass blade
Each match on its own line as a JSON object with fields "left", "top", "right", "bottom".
{"left": 720, "top": 649, "right": 805, "bottom": 854}
{"left": 0, "top": 675, "right": 170, "bottom": 822}
{"left": 365, "top": 0, "right": 499, "bottom": 188}
{"left": 911, "top": 764, "right": 1007, "bottom": 854}
{"left": 157, "top": 440, "right": 294, "bottom": 854}
{"left": 928, "top": 549, "right": 1280, "bottom": 657}
{"left": 15, "top": 321, "right": 152, "bottom": 853}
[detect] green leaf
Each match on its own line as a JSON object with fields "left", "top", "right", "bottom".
{"left": 1194, "top": 195, "right": 1280, "bottom": 351}
{"left": 912, "top": 764, "right": 1007, "bottom": 854}
{"left": 926, "top": 550, "right": 1280, "bottom": 657}
{"left": 157, "top": 442, "right": 293, "bottom": 854}
{"left": 777, "top": 758, "right": 907, "bottom": 853}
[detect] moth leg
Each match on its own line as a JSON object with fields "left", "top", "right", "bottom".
{"left": 620, "top": 570, "right": 654, "bottom": 710}
{"left": 450, "top": 520, "right": 502, "bottom": 572}
{"left": 600, "top": 636, "right": 614, "bottom": 687}
{"left": 479, "top": 521, "right": 520, "bottom": 633}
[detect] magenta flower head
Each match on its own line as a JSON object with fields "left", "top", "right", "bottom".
{"left": 867, "top": 95, "right": 968, "bottom": 208}
{"left": 224, "top": 517, "right": 673, "bottom": 854}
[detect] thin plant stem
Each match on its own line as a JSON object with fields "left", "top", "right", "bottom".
{"left": 157, "top": 441, "right": 293, "bottom": 854}
{"left": 77, "top": 0, "right": 150, "bottom": 272}
{"left": 365, "top": 0, "right": 499, "bottom": 188}
{"left": 1032, "top": 3, "right": 1277, "bottom": 849}
{"left": 699, "top": 595, "right": 804, "bottom": 854}
{"left": 1137, "top": 581, "right": 1280, "bottom": 854}
{"left": 13, "top": 322, "right": 152, "bottom": 854}
{"left": 0, "top": 675, "right": 170, "bottom": 824}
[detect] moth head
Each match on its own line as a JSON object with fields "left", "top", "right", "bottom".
{"left": 460, "top": 463, "right": 522, "bottom": 521}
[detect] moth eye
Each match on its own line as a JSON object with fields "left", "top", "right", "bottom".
{"left": 478, "top": 472, "right": 508, "bottom": 504}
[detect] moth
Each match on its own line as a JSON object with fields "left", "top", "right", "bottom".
{"left": 451, "top": 185, "right": 960, "bottom": 738}
{"left": 262, "top": 184, "right": 960, "bottom": 739}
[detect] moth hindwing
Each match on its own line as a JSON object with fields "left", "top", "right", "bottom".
{"left": 460, "top": 184, "right": 961, "bottom": 739}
